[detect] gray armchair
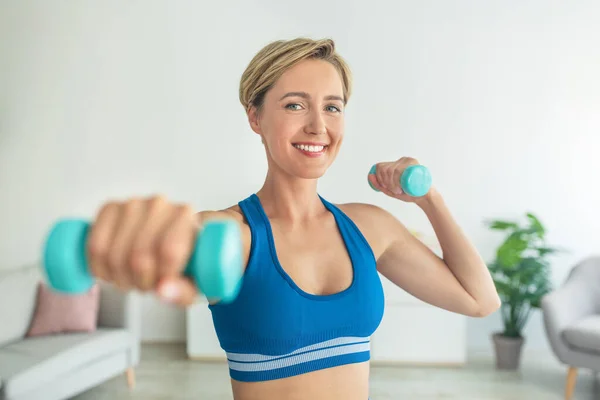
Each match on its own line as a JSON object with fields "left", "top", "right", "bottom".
{"left": 541, "top": 256, "right": 600, "bottom": 400}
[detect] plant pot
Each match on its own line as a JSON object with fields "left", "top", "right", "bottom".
{"left": 491, "top": 332, "right": 525, "bottom": 370}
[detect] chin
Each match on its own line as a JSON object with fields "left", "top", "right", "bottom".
{"left": 290, "top": 162, "right": 332, "bottom": 180}
{"left": 296, "top": 170, "right": 326, "bottom": 180}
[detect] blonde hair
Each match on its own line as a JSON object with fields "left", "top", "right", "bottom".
{"left": 239, "top": 38, "right": 352, "bottom": 111}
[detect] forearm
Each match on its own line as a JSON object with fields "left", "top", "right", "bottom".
{"left": 416, "top": 188, "right": 500, "bottom": 314}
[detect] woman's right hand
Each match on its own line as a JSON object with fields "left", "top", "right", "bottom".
{"left": 86, "top": 195, "right": 201, "bottom": 306}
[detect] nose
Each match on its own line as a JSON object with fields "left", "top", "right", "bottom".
{"left": 306, "top": 109, "right": 327, "bottom": 135}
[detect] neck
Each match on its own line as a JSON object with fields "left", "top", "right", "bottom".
{"left": 256, "top": 168, "right": 325, "bottom": 223}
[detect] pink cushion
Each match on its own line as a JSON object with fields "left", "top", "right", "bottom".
{"left": 26, "top": 282, "right": 100, "bottom": 337}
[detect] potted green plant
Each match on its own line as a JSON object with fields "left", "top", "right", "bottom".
{"left": 484, "top": 212, "right": 561, "bottom": 370}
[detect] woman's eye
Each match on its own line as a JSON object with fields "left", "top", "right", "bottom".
{"left": 285, "top": 103, "right": 341, "bottom": 113}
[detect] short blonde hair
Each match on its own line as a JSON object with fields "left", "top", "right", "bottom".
{"left": 239, "top": 38, "right": 352, "bottom": 111}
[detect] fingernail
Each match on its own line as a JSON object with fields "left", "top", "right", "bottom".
{"left": 394, "top": 188, "right": 404, "bottom": 195}
{"left": 160, "top": 282, "right": 179, "bottom": 301}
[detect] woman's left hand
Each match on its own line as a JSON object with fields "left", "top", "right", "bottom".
{"left": 368, "top": 157, "right": 432, "bottom": 203}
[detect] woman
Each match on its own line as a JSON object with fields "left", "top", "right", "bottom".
{"left": 87, "top": 38, "right": 500, "bottom": 400}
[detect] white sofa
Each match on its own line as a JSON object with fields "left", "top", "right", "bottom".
{"left": 0, "top": 263, "right": 141, "bottom": 400}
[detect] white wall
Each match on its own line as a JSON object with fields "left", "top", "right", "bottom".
{"left": 1, "top": 1, "right": 599, "bottom": 352}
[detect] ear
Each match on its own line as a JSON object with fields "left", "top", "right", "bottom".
{"left": 247, "top": 106, "right": 262, "bottom": 135}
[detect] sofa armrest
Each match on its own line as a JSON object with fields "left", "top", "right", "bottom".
{"left": 541, "top": 278, "right": 596, "bottom": 362}
{"left": 97, "top": 282, "right": 141, "bottom": 366}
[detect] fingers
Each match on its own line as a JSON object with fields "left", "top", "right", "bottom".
{"left": 129, "top": 196, "right": 173, "bottom": 291}
{"left": 391, "top": 167, "right": 405, "bottom": 196}
{"left": 375, "top": 163, "right": 402, "bottom": 195}
{"left": 88, "top": 202, "right": 121, "bottom": 283}
{"left": 106, "top": 198, "right": 146, "bottom": 290}
{"left": 368, "top": 174, "right": 383, "bottom": 191}
{"left": 373, "top": 164, "right": 386, "bottom": 190}
{"left": 385, "top": 165, "right": 403, "bottom": 195}
{"left": 156, "top": 276, "right": 199, "bottom": 307}
{"left": 371, "top": 158, "right": 419, "bottom": 197}
{"left": 87, "top": 195, "right": 200, "bottom": 302}
{"left": 157, "top": 204, "right": 198, "bottom": 282}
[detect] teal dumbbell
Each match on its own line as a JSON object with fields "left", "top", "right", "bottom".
{"left": 42, "top": 218, "right": 244, "bottom": 303}
{"left": 368, "top": 164, "right": 432, "bottom": 197}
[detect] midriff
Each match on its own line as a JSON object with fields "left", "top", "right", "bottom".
{"left": 231, "top": 361, "right": 370, "bottom": 400}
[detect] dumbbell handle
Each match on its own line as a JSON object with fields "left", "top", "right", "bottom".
{"left": 368, "top": 164, "right": 432, "bottom": 197}
{"left": 42, "top": 218, "right": 243, "bottom": 303}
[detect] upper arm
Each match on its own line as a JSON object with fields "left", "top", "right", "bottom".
{"left": 341, "top": 203, "right": 480, "bottom": 316}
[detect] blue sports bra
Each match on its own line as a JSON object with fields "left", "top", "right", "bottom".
{"left": 208, "top": 193, "right": 385, "bottom": 382}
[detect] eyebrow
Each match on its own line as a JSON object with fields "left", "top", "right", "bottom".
{"left": 279, "top": 91, "right": 345, "bottom": 103}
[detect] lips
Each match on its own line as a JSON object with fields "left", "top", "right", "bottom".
{"left": 292, "top": 143, "right": 328, "bottom": 157}
{"left": 292, "top": 143, "right": 327, "bottom": 153}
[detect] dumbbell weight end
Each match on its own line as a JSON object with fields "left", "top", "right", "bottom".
{"left": 43, "top": 219, "right": 94, "bottom": 294}
{"left": 185, "top": 220, "right": 244, "bottom": 303}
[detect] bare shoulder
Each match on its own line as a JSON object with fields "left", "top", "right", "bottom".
{"left": 336, "top": 202, "right": 409, "bottom": 260}
{"left": 336, "top": 202, "right": 392, "bottom": 222}
{"left": 197, "top": 204, "right": 245, "bottom": 224}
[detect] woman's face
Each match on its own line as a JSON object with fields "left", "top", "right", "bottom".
{"left": 248, "top": 59, "right": 346, "bottom": 180}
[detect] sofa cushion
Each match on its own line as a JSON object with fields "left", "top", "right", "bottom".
{"left": 0, "top": 265, "right": 42, "bottom": 347}
{"left": 563, "top": 315, "right": 600, "bottom": 353}
{"left": 26, "top": 282, "right": 101, "bottom": 337}
{"left": 0, "top": 328, "right": 132, "bottom": 399}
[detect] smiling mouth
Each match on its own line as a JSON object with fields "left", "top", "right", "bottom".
{"left": 292, "top": 143, "right": 328, "bottom": 154}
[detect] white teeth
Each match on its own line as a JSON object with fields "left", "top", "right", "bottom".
{"left": 293, "top": 144, "right": 325, "bottom": 153}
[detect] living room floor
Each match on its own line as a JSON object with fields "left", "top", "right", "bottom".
{"left": 73, "top": 343, "right": 599, "bottom": 400}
